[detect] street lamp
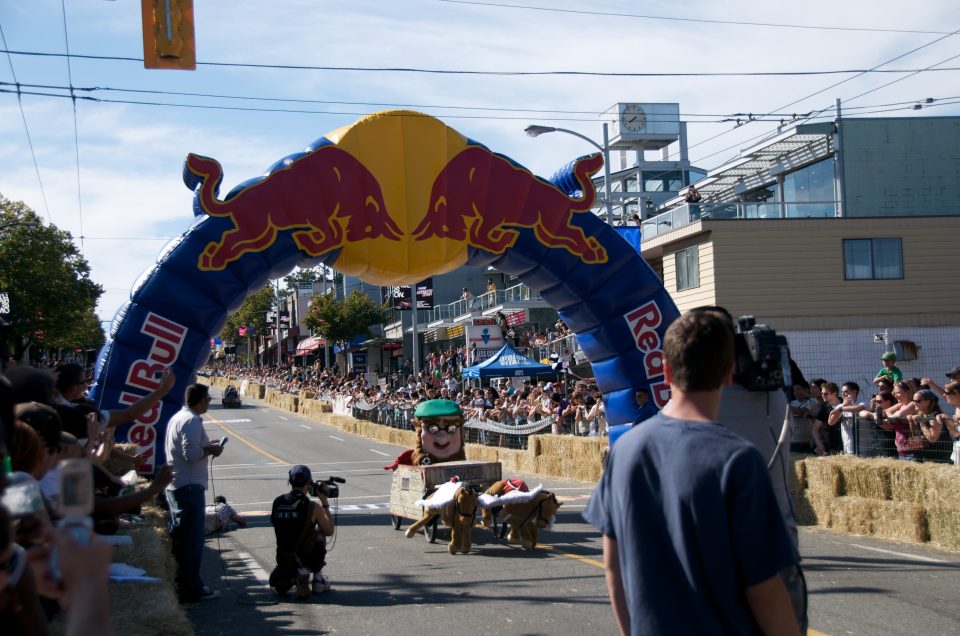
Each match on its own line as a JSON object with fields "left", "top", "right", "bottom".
{"left": 525, "top": 124, "right": 615, "bottom": 226}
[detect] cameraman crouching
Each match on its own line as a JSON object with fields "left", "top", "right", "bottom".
{"left": 269, "top": 465, "right": 334, "bottom": 599}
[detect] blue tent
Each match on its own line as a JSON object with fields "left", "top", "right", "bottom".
{"left": 461, "top": 343, "right": 557, "bottom": 379}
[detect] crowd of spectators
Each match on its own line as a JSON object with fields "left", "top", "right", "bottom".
{"left": 203, "top": 359, "right": 607, "bottom": 441}
{"left": 789, "top": 354, "right": 960, "bottom": 464}
{"left": 1, "top": 360, "right": 179, "bottom": 634}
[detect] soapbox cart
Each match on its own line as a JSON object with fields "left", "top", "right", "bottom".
{"left": 388, "top": 460, "right": 501, "bottom": 543}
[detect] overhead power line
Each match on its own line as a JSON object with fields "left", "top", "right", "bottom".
{"left": 683, "top": 25, "right": 960, "bottom": 164}
{"left": 0, "top": 28, "right": 52, "bottom": 222}
{"left": 2, "top": 49, "right": 960, "bottom": 78}
{"left": 4, "top": 83, "right": 956, "bottom": 124}
{"left": 435, "top": 0, "right": 955, "bottom": 36}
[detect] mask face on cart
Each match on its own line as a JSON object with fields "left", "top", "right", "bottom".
{"left": 414, "top": 416, "right": 465, "bottom": 465}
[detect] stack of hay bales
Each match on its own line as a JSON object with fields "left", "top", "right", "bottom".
{"left": 792, "top": 455, "right": 960, "bottom": 549}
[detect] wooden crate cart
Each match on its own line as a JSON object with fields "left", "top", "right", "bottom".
{"left": 389, "top": 460, "right": 501, "bottom": 542}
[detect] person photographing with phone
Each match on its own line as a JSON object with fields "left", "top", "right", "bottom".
{"left": 164, "top": 383, "right": 226, "bottom": 603}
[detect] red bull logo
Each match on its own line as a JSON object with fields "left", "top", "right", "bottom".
{"left": 190, "top": 111, "right": 608, "bottom": 281}
{"left": 413, "top": 147, "right": 607, "bottom": 264}
{"left": 190, "top": 145, "right": 401, "bottom": 271}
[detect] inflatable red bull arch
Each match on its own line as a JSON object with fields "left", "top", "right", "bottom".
{"left": 89, "top": 111, "right": 678, "bottom": 470}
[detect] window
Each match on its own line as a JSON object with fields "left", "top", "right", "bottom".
{"left": 675, "top": 247, "right": 700, "bottom": 290}
{"left": 843, "top": 238, "right": 903, "bottom": 280}
{"left": 782, "top": 158, "right": 835, "bottom": 217}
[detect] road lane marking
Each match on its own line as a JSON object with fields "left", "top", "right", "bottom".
{"left": 206, "top": 414, "right": 289, "bottom": 466}
{"left": 300, "top": 424, "right": 311, "bottom": 430}
{"left": 536, "top": 543, "right": 605, "bottom": 569}
{"left": 218, "top": 418, "right": 251, "bottom": 424}
{"left": 369, "top": 449, "right": 390, "bottom": 456}
{"left": 849, "top": 543, "right": 948, "bottom": 564}
{"left": 240, "top": 502, "right": 390, "bottom": 515}
{"left": 211, "top": 462, "right": 282, "bottom": 469}
{"left": 236, "top": 552, "right": 270, "bottom": 585}
{"left": 279, "top": 416, "right": 289, "bottom": 421}
{"left": 329, "top": 435, "right": 344, "bottom": 441}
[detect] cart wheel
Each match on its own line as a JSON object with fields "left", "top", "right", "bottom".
{"left": 390, "top": 514, "right": 402, "bottom": 530}
{"left": 425, "top": 516, "right": 439, "bottom": 543}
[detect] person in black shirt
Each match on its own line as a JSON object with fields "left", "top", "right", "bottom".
{"left": 269, "top": 465, "right": 334, "bottom": 599}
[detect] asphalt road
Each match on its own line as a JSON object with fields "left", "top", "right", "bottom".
{"left": 181, "top": 387, "right": 960, "bottom": 635}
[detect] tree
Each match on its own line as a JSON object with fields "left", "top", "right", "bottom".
{"left": 0, "top": 195, "right": 105, "bottom": 360}
{"left": 282, "top": 267, "right": 325, "bottom": 295}
{"left": 220, "top": 286, "right": 274, "bottom": 340}
{"left": 303, "top": 290, "right": 390, "bottom": 347}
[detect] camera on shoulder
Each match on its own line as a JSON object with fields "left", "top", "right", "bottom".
{"left": 309, "top": 475, "right": 346, "bottom": 499}
{"left": 733, "top": 316, "right": 790, "bottom": 392}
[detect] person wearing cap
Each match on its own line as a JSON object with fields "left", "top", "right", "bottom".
{"left": 873, "top": 352, "right": 902, "bottom": 386}
{"left": 269, "top": 465, "right": 334, "bottom": 599}
{"left": 383, "top": 399, "right": 466, "bottom": 469}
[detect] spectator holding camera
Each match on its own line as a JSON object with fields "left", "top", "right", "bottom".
{"left": 269, "top": 465, "right": 334, "bottom": 599}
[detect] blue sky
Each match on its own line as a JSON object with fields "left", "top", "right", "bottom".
{"left": 0, "top": 0, "right": 957, "bottom": 323}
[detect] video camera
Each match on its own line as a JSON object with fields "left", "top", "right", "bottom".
{"left": 309, "top": 475, "right": 346, "bottom": 499}
{"left": 733, "top": 316, "right": 791, "bottom": 392}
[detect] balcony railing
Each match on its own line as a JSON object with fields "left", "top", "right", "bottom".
{"left": 642, "top": 201, "right": 838, "bottom": 239}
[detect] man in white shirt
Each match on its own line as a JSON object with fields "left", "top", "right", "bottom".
{"left": 164, "top": 383, "right": 225, "bottom": 603}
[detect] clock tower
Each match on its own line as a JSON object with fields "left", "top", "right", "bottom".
{"left": 606, "top": 102, "right": 681, "bottom": 149}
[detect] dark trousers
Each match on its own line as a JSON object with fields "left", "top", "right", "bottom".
{"left": 166, "top": 484, "right": 206, "bottom": 601}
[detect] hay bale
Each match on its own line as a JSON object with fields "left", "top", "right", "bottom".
{"left": 919, "top": 464, "right": 960, "bottom": 508}
{"left": 888, "top": 462, "right": 927, "bottom": 504}
{"left": 788, "top": 455, "right": 807, "bottom": 502}
{"left": 828, "top": 496, "right": 928, "bottom": 544}
{"left": 839, "top": 457, "right": 893, "bottom": 500}
{"left": 802, "top": 457, "right": 844, "bottom": 497}
{"left": 925, "top": 503, "right": 960, "bottom": 551}
{"left": 794, "top": 489, "right": 832, "bottom": 526}
{"left": 48, "top": 502, "right": 193, "bottom": 636}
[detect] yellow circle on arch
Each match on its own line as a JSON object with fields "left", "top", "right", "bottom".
{"left": 326, "top": 110, "right": 472, "bottom": 286}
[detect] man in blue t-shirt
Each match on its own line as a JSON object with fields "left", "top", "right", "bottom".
{"left": 583, "top": 310, "right": 799, "bottom": 635}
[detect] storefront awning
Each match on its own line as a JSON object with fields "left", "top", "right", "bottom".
{"left": 295, "top": 336, "right": 326, "bottom": 356}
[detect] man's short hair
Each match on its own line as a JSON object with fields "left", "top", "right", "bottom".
{"left": 842, "top": 381, "right": 860, "bottom": 394}
{"left": 823, "top": 382, "right": 840, "bottom": 396}
{"left": 184, "top": 383, "right": 210, "bottom": 408}
{"left": 54, "top": 363, "right": 85, "bottom": 394}
{"left": 663, "top": 311, "right": 733, "bottom": 391}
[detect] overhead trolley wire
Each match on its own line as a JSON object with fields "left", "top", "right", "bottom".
{"left": 683, "top": 25, "right": 960, "bottom": 165}
{"left": 0, "top": 26, "right": 52, "bottom": 223}
{"left": 2, "top": 49, "right": 960, "bottom": 78}
{"left": 435, "top": 0, "right": 956, "bottom": 36}
{"left": 60, "top": 0, "right": 85, "bottom": 254}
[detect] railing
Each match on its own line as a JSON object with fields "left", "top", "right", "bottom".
{"left": 791, "top": 413, "right": 956, "bottom": 463}
{"left": 425, "top": 283, "right": 545, "bottom": 324}
{"left": 642, "top": 201, "right": 838, "bottom": 239}
{"left": 340, "top": 394, "right": 607, "bottom": 450}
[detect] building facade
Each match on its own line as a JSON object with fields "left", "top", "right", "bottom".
{"left": 642, "top": 115, "right": 960, "bottom": 388}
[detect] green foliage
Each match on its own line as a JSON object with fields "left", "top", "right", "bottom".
{"left": 303, "top": 290, "right": 390, "bottom": 346}
{"left": 0, "top": 195, "right": 105, "bottom": 359}
{"left": 220, "top": 285, "right": 274, "bottom": 344}
{"left": 282, "top": 267, "right": 324, "bottom": 294}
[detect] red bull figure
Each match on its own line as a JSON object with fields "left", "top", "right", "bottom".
{"left": 412, "top": 147, "right": 607, "bottom": 264}
{"left": 187, "top": 146, "right": 402, "bottom": 271}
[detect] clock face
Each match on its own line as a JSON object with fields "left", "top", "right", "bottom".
{"left": 621, "top": 104, "right": 647, "bottom": 132}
